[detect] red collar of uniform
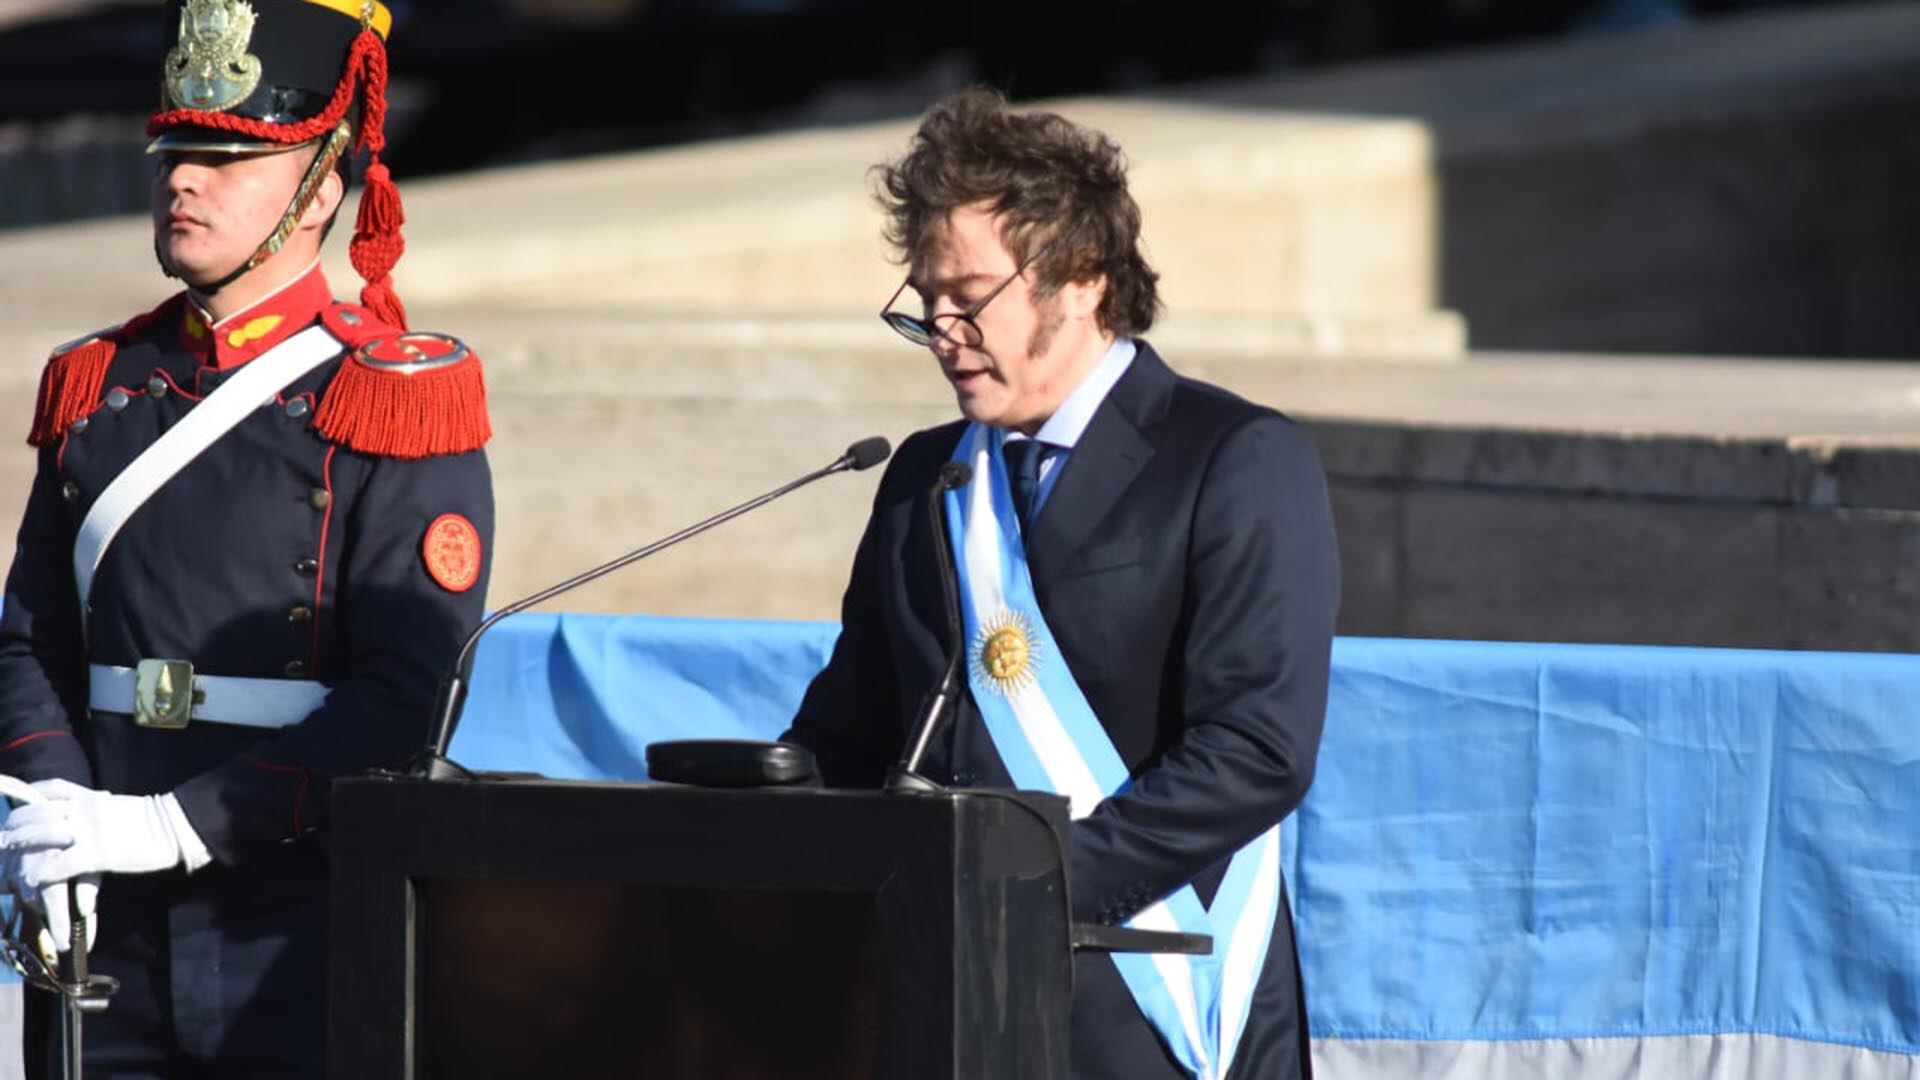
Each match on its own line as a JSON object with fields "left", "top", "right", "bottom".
{"left": 179, "top": 262, "right": 335, "bottom": 370}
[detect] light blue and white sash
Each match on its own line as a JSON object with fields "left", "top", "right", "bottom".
{"left": 945, "top": 422, "right": 1283, "bottom": 1080}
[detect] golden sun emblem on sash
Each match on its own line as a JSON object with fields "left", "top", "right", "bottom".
{"left": 972, "top": 610, "right": 1042, "bottom": 695}
{"left": 165, "top": 0, "right": 264, "bottom": 112}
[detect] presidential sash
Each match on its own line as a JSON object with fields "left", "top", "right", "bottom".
{"left": 945, "top": 422, "right": 1284, "bottom": 1080}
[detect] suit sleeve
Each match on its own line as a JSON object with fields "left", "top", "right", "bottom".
{"left": 1068, "top": 415, "right": 1339, "bottom": 923}
{"left": 172, "top": 448, "right": 495, "bottom": 863}
{"left": 781, "top": 462, "right": 908, "bottom": 790}
{"left": 0, "top": 446, "right": 98, "bottom": 786}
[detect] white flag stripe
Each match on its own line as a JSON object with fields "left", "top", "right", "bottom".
{"left": 1311, "top": 1032, "right": 1920, "bottom": 1080}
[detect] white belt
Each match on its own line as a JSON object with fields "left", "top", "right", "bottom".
{"left": 88, "top": 663, "right": 327, "bottom": 729}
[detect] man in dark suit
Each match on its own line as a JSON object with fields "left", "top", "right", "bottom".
{"left": 784, "top": 87, "right": 1339, "bottom": 1079}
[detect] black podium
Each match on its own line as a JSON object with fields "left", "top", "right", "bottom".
{"left": 327, "top": 776, "right": 1079, "bottom": 1079}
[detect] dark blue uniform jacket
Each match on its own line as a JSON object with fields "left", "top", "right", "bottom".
{"left": 0, "top": 266, "right": 493, "bottom": 1072}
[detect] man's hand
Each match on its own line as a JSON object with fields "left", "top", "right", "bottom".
{"left": 0, "top": 779, "right": 187, "bottom": 904}
{"left": 0, "top": 846, "right": 98, "bottom": 957}
{"left": 27, "top": 876, "right": 99, "bottom": 960}
{"left": 1, "top": 779, "right": 202, "bottom": 954}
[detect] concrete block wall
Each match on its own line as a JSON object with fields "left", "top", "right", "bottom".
{"left": 1315, "top": 423, "right": 1920, "bottom": 651}
{"left": 1191, "top": 1, "right": 1920, "bottom": 358}
{"left": 1, "top": 306, "right": 1914, "bottom": 650}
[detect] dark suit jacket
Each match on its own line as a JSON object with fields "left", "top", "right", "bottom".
{"left": 785, "top": 341, "right": 1339, "bottom": 1079}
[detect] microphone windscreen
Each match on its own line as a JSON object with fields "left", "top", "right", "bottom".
{"left": 846, "top": 436, "right": 892, "bottom": 471}
{"left": 938, "top": 461, "right": 973, "bottom": 489}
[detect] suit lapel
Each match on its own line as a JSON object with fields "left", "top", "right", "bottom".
{"left": 1025, "top": 341, "right": 1176, "bottom": 586}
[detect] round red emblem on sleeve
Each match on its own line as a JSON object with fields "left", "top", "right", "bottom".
{"left": 422, "top": 513, "right": 483, "bottom": 593}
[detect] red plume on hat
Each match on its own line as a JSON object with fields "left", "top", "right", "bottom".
{"left": 148, "top": 0, "right": 411, "bottom": 329}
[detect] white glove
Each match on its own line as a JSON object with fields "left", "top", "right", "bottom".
{"left": 0, "top": 779, "right": 111, "bottom": 956}
{"left": 30, "top": 876, "right": 99, "bottom": 960}
{"left": 0, "top": 845, "right": 97, "bottom": 957}
{"left": 0, "top": 779, "right": 214, "bottom": 956}
{"left": 0, "top": 779, "right": 190, "bottom": 883}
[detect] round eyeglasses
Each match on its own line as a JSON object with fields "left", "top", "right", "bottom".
{"left": 878, "top": 233, "right": 1060, "bottom": 350}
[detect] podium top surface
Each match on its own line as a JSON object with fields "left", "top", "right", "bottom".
{"left": 331, "top": 774, "right": 1072, "bottom": 893}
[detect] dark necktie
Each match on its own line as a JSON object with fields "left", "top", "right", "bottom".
{"left": 1004, "top": 438, "right": 1047, "bottom": 535}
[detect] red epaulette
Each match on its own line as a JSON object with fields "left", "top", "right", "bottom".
{"left": 312, "top": 303, "right": 492, "bottom": 460}
{"left": 28, "top": 295, "right": 181, "bottom": 447}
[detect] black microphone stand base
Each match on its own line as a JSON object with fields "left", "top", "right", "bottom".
{"left": 883, "top": 767, "right": 947, "bottom": 794}
{"left": 409, "top": 752, "right": 476, "bottom": 782}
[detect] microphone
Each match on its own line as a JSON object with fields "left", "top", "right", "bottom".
{"left": 411, "top": 436, "right": 894, "bottom": 780}
{"left": 886, "top": 460, "right": 973, "bottom": 794}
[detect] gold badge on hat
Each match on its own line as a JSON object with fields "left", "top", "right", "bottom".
{"left": 973, "top": 610, "right": 1042, "bottom": 695}
{"left": 164, "top": 0, "right": 264, "bottom": 112}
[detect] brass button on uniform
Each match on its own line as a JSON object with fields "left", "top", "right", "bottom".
{"left": 106, "top": 389, "right": 130, "bottom": 412}
{"left": 68, "top": 417, "right": 88, "bottom": 435}
{"left": 148, "top": 377, "right": 168, "bottom": 398}
{"left": 307, "top": 488, "right": 331, "bottom": 511}
{"left": 288, "top": 605, "right": 313, "bottom": 624}
{"left": 61, "top": 482, "right": 79, "bottom": 502}
{"left": 284, "top": 660, "right": 309, "bottom": 678}
{"left": 283, "top": 398, "right": 310, "bottom": 419}
{"left": 293, "top": 557, "right": 319, "bottom": 578}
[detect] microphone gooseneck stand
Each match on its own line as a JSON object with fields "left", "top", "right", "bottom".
{"left": 411, "top": 436, "right": 893, "bottom": 780}
{"left": 886, "top": 460, "right": 973, "bottom": 793}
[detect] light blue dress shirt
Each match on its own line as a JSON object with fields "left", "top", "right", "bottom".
{"left": 1002, "top": 337, "right": 1137, "bottom": 517}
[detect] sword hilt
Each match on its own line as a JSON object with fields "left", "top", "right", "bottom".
{"left": 63, "top": 909, "right": 86, "bottom": 984}
{"left": 55, "top": 905, "right": 111, "bottom": 1013}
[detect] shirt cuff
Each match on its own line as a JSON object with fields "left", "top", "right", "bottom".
{"left": 158, "top": 792, "right": 214, "bottom": 873}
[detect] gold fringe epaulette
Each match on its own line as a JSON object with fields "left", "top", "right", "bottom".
{"left": 27, "top": 296, "right": 179, "bottom": 447}
{"left": 313, "top": 307, "right": 490, "bottom": 459}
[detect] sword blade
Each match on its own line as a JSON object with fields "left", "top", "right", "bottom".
{"left": 61, "top": 991, "right": 82, "bottom": 1080}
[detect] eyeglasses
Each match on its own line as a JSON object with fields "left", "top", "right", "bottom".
{"left": 879, "top": 232, "right": 1060, "bottom": 350}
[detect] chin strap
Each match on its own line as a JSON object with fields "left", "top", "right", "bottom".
{"left": 164, "top": 122, "right": 354, "bottom": 297}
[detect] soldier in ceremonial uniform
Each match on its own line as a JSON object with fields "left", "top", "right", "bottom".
{"left": 0, "top": 1, "right": 492, "bottom": 1075}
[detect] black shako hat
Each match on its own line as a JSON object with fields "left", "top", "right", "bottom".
{"left": 150, "top": 0, "right": 394, "bottom": 153}
{"left": 146, "top": 0, "right": 412, "bottom": 328}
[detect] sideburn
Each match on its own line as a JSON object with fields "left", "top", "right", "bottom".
{"left": 1026, "top": 290, "right": 1066, "bottom": 360}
